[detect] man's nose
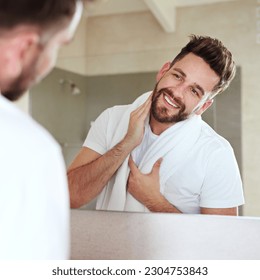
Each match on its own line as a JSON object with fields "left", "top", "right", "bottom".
{"left": 171, "top": 84, "right": 186, "bottom": 99}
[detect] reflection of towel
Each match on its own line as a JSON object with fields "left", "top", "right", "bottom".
{"left": 96, "top": 91, "right": 203, "bottom": 212}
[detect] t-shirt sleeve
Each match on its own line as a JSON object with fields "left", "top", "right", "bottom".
{"left": 83, "top": 108, "right": 110, "bottom": 155}
{"left": 200, "top": 146, "right": 245, "bottom": 208}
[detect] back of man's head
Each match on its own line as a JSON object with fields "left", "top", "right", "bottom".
{"left": 0, "top": 0, "right": 96, "bottom": 101}
{"left": 0, "top": 0, "right": 87, "bottom": 31}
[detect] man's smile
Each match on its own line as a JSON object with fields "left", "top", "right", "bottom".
{"left": 163, "top": 93, "right": 180, "bottom": 109}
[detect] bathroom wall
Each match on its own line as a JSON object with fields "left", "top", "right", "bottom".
{"left": 14, "top": 92, "right": 29, "bottom": 114}
{"left": 30, "top": 68, "right": 88, "bottom": 167}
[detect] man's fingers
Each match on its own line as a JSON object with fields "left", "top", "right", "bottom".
{"left": 137, "top": 98, "right": 152, "bottom": 121}
{"left": 151, "top": 158, "right": 163, "bottom": 175}
{"left": 130, "top": 156, "right": 162, "bottom": 176}
{"left": 131, "top": 95, "right": 152, "bottom": 118}
{"left": 142, "top": 98, "right": 151, "bottom": 116}
{"left": 128, "top": 156, "right": 139, "bottom": 173}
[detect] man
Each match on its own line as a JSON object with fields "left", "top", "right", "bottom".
{"left": 0, "top": 0, "right": 91, "bottom": 260}
{"left": 68, "top": 35, "right": 244, "bottom": 216}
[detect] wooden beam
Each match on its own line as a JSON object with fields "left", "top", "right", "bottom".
{"left": 144, "top": 0, "right": 176, "bottom": 33}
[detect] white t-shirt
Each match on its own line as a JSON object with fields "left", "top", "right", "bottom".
{"left": 0, "top": 95, "right": 69, "bottom": 259}
{"left": 84, "top": 104, "right": 244, "bottom": 214}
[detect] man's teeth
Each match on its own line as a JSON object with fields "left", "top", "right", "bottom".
{"left": 164, "top": 95, "right": 179, "bottom": 108}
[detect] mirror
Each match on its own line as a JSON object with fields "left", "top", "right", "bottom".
{"left": 30, "top": 0, "right": 260, "bottom": 216}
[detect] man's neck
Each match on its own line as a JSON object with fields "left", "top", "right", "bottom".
{"left": 149, "top": 114, "right": 176, "bottom": 136}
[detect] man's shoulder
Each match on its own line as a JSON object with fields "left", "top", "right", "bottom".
{"left": 97, "top": 104, "right": 132, "bottom": 126}
{"left": 199, "top": 121, "right": 233, "bottom": 151}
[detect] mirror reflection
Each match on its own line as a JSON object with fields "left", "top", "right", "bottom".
{"left": 29, "top": 0, "right": 260, "bottom": 217}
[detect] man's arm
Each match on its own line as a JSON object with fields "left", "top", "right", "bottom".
{"left": 200, "top": 207, "right": 237, "bottom": 215}
{"left": 68, "top": 95, "right": 152, "bottom": 208}
{"left": 127, "top": 157, "right": 238, "bottom": 216}
{"left": 68, "top": 140, "right": 135, "bottom": 208}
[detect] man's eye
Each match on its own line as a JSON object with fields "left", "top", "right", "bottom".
{"left": 173, "top": 73, "right": 181, "bottom": 80}
{"left": 192, "top": 88, "right": 198, "bottom": 94}
{"left": 191, "top": 87, "right": 199, "bottom": 96}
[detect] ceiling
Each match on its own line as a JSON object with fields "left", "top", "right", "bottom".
{"left": 85, "top": 0, "right": 237, "bottom": 32}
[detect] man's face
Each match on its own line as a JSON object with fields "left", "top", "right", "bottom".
{"left": 151, "top": 53, "right": 220, "bottom": 125}
{"left": 3, "top": 1, "right": 83, "bottom": 101}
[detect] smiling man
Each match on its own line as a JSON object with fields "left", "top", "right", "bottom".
{"left": 68, "top": 35, "right": 244, "bottom": 216}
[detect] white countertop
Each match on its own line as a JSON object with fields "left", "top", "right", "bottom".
{"left": 70, "top": 209, "right": 260, "bottom": 260}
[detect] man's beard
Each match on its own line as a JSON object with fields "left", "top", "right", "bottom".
{"left": 2, "top": 57, "right": 38, "bottom": 101}
{"left": 151, "top": 86, "right": 189, "bottom": 123}
{"left": 2, "top": 77, "right": 28, "bottom": 101}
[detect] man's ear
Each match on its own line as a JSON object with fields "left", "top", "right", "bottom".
{"left": 195, "top": 99, "right": 214, "bottom": 115}
{"left": 156, "top": 61, "right": 171, "bottom": 82}
{"left": 4, "top": 32, "right": 40, "bottom": 79}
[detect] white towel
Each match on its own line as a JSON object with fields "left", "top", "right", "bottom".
{"left": 96, "top": 92, "right": 203, "bottom": 212}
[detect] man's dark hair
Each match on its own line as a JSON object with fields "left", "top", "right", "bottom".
{"left": 0, "top": 0, "right": 88, "bottom": 30}
{"left": 171, "top": 34, "right": 236, "bottom": 97}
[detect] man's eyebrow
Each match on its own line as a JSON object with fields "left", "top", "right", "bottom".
{"left": 173, "top": 68, "right": 186, "bottom": 78}
{"left": 173, "top": 67, "right": 205, "bottom": 96}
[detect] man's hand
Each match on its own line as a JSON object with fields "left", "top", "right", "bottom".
{"left": 124, "top": 94, "right": 152, "bottom": 149}
{"left": 127, "top": 156, "right": 182, "bottom": 213}
{"left": 127, "top": 156, "right": 163, "bottom": 207}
